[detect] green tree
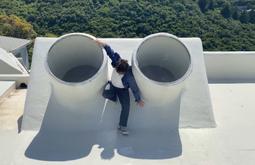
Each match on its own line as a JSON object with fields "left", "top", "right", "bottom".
{"left": 0, "top": 14, "right": 37, "bottom": 39}
{"left": 249, "top": 10, "right": 255, "bottom": 23}
{"left": 198, "top": 0, "right": 207, "bottom": 13}
{"left": 232, "top": 8, "right": 239, "bottom": 20}
{"left": 208, "top": 0, "right": 215, "bottom": 10}
{"left": 221, "top": 3, "right": 231, "bottom": 19}
{"left": 1, "top": 0, "right": 255, "bottom": 51}
{"left": 240, "top": 11, "right": 249, "bottom": 23}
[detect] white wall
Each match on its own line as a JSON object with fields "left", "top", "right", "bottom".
{"left": 12, "top": 47, "right": 29, "bottom": 70}
{"left": 204, "top": 52, "right": 255, "bottom": 83}
{"left": 0, "top": 74, "right": 29, "bottom": 87}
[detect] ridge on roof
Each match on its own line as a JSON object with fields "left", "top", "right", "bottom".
{"left": 0, "top": 35, "right": 31, "bottom": 52}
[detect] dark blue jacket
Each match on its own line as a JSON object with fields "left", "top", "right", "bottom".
{"left": 103, "top": 45, "right": 141, "bottom": 102}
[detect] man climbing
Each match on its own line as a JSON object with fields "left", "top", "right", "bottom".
{"left": 95, "top": 39, "right": 144, "bottom": 135}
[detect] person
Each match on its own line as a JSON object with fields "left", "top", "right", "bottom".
{"left": 95, "top": 39, "right": 144, "bottom": 135}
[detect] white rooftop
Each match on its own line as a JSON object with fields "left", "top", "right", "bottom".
{"left": 0, "top": 37, "right": 255, "bottom": 165}
{"left": 0, "top": 84, "right": 255, "bottom": 165}
{"left": 0, "top": 36, "right": 31, "bottom": 52}
{"left": 0, "top": 48, "right": 26, "bottom": 74}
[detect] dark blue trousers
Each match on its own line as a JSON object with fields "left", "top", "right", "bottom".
{"left": 103, "top": 82, "right": 130, "bottom": 127}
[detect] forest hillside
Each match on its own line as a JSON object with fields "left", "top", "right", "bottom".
{"left": 1, "top": 0, "right": 255, "bottom": 51}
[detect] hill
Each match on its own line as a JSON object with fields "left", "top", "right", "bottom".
{"left": 0, "top": 0, "right": 255, "bottom": 51}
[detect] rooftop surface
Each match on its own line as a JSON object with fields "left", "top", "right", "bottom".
{"left": 0, "top": 36, "right": 255, "bottom": 165}
{"left": 0, "top": 36, "right": 31, "bottom": 52}
{"left": 0, "top": 84, "right": 254, "bottom": 165}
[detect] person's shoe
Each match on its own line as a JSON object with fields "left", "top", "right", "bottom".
{"left": 118, "top": 126, "right": 129, "bottom": 135}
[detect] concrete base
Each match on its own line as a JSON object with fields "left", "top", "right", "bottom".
{"left": 0, "top": 81, "right": 15, "bottom": 103}
{"left": 22, "top": 38, "right": 215, "bottom": 130}
{"left": 205, "top": 51, "right": 255, "bottom": 83}
{"left": 0, "top": 89, "right": 26, "bottom": 131}
{"left": 0, "top": 74, "right": 29, "bottom": 87}
{"left": 0, "top": 48, "right": 25, "bottom": 74}
{"left": 18, "top": 37, "right": 216, "bottom": 163}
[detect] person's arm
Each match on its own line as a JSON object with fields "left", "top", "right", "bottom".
{"left": 95, "top": 39, "right": 121, "bottom": 67}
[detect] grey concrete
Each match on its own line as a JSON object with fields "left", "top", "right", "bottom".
{"left": 0, "top": 48, "right": 24, "bottom": 74}
{"left": 0, "top": 84, "right": 255, "bottom": 164}
{"left": 12, "top": 47, "right": 30, "bottom": 70}
{"left": 46, "top": 34, "right": 104, "bottom": 83}
{"left": 2, "top": 34, "right": 255, "bottom": 164}
{"left": 0, "top": 89, "right": 26, "bottom": 131}
{"left": 21, "top": 33, "right": 182, "bottom": 161}
{"left": 0, "top": 36, "right": 31, "bottom": 52}
{"left": 0, "top": 74, "right": 29, "bottom": 87}
{"left": 38, "top": 33, "right": 108, "bottom": 133}
{"left": 205, "top": 51, "right": 255, "bottom": 83}
{"left": 141, "top": 65, "right": 175, "bottom": 82}
{"left": 135, "top": 33, "right": 191, "bottom": 82}
{"left": 0, "top": 48, "right": 29, "bottom": 87}
{"left": 22, "top": 35, "right": 215, "bottom": 131}
{"left": 132, "top": 33, "right": 192, "bottom": 105}
{"left": 0, "top": 81, "right": 15, "bottom": 102}
{"left": 21, "top": 33, "right": 215, "bottom": 162}
{"left": 63, "top": 65, "right": 98, "bottom": 82}
{"left": 0, "top": 36, "right": 31, "bottom": 69}
{"left": 21, "top": 33, "right": 214, "bottom": 162}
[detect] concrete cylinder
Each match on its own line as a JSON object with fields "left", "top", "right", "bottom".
{"left": 45, "top": 33, "right": 108, "bottom": 108}
{"left": 132, "top": 33, "right": 192, "bottom": 104}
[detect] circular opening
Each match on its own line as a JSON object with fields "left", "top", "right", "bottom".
{"left": 47, "top": 34, "right": 103, "bottom": 83}
{"left": 136, "top": 35, "right": 191, "bottom": 83}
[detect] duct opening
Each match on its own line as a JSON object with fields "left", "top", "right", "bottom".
{"left": 136, "top": 35, "right": 191, "bottom": 83}
{"left": 47, "top": 34, "right": 103, "bottom": 83}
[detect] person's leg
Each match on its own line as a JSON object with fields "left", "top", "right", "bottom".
{"left": 116, "top": 88, "right": 130, "bottom": 127}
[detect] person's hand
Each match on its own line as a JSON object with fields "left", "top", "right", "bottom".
{"left": 137, "top": 100, "right": 144, "bottom": 107}
{"left": 95, "top": 39, "right": 106, "bottom": 47}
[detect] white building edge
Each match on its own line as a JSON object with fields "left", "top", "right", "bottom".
{"left": 0, "top": 35, "right": 31, "bottom": 70}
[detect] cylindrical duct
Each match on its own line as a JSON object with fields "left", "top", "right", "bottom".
{"left": 45, "top": 33, "right": 108, "bottom": 108}
{"left": 132, "top": 33, "right": 192, "bottom": 104}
